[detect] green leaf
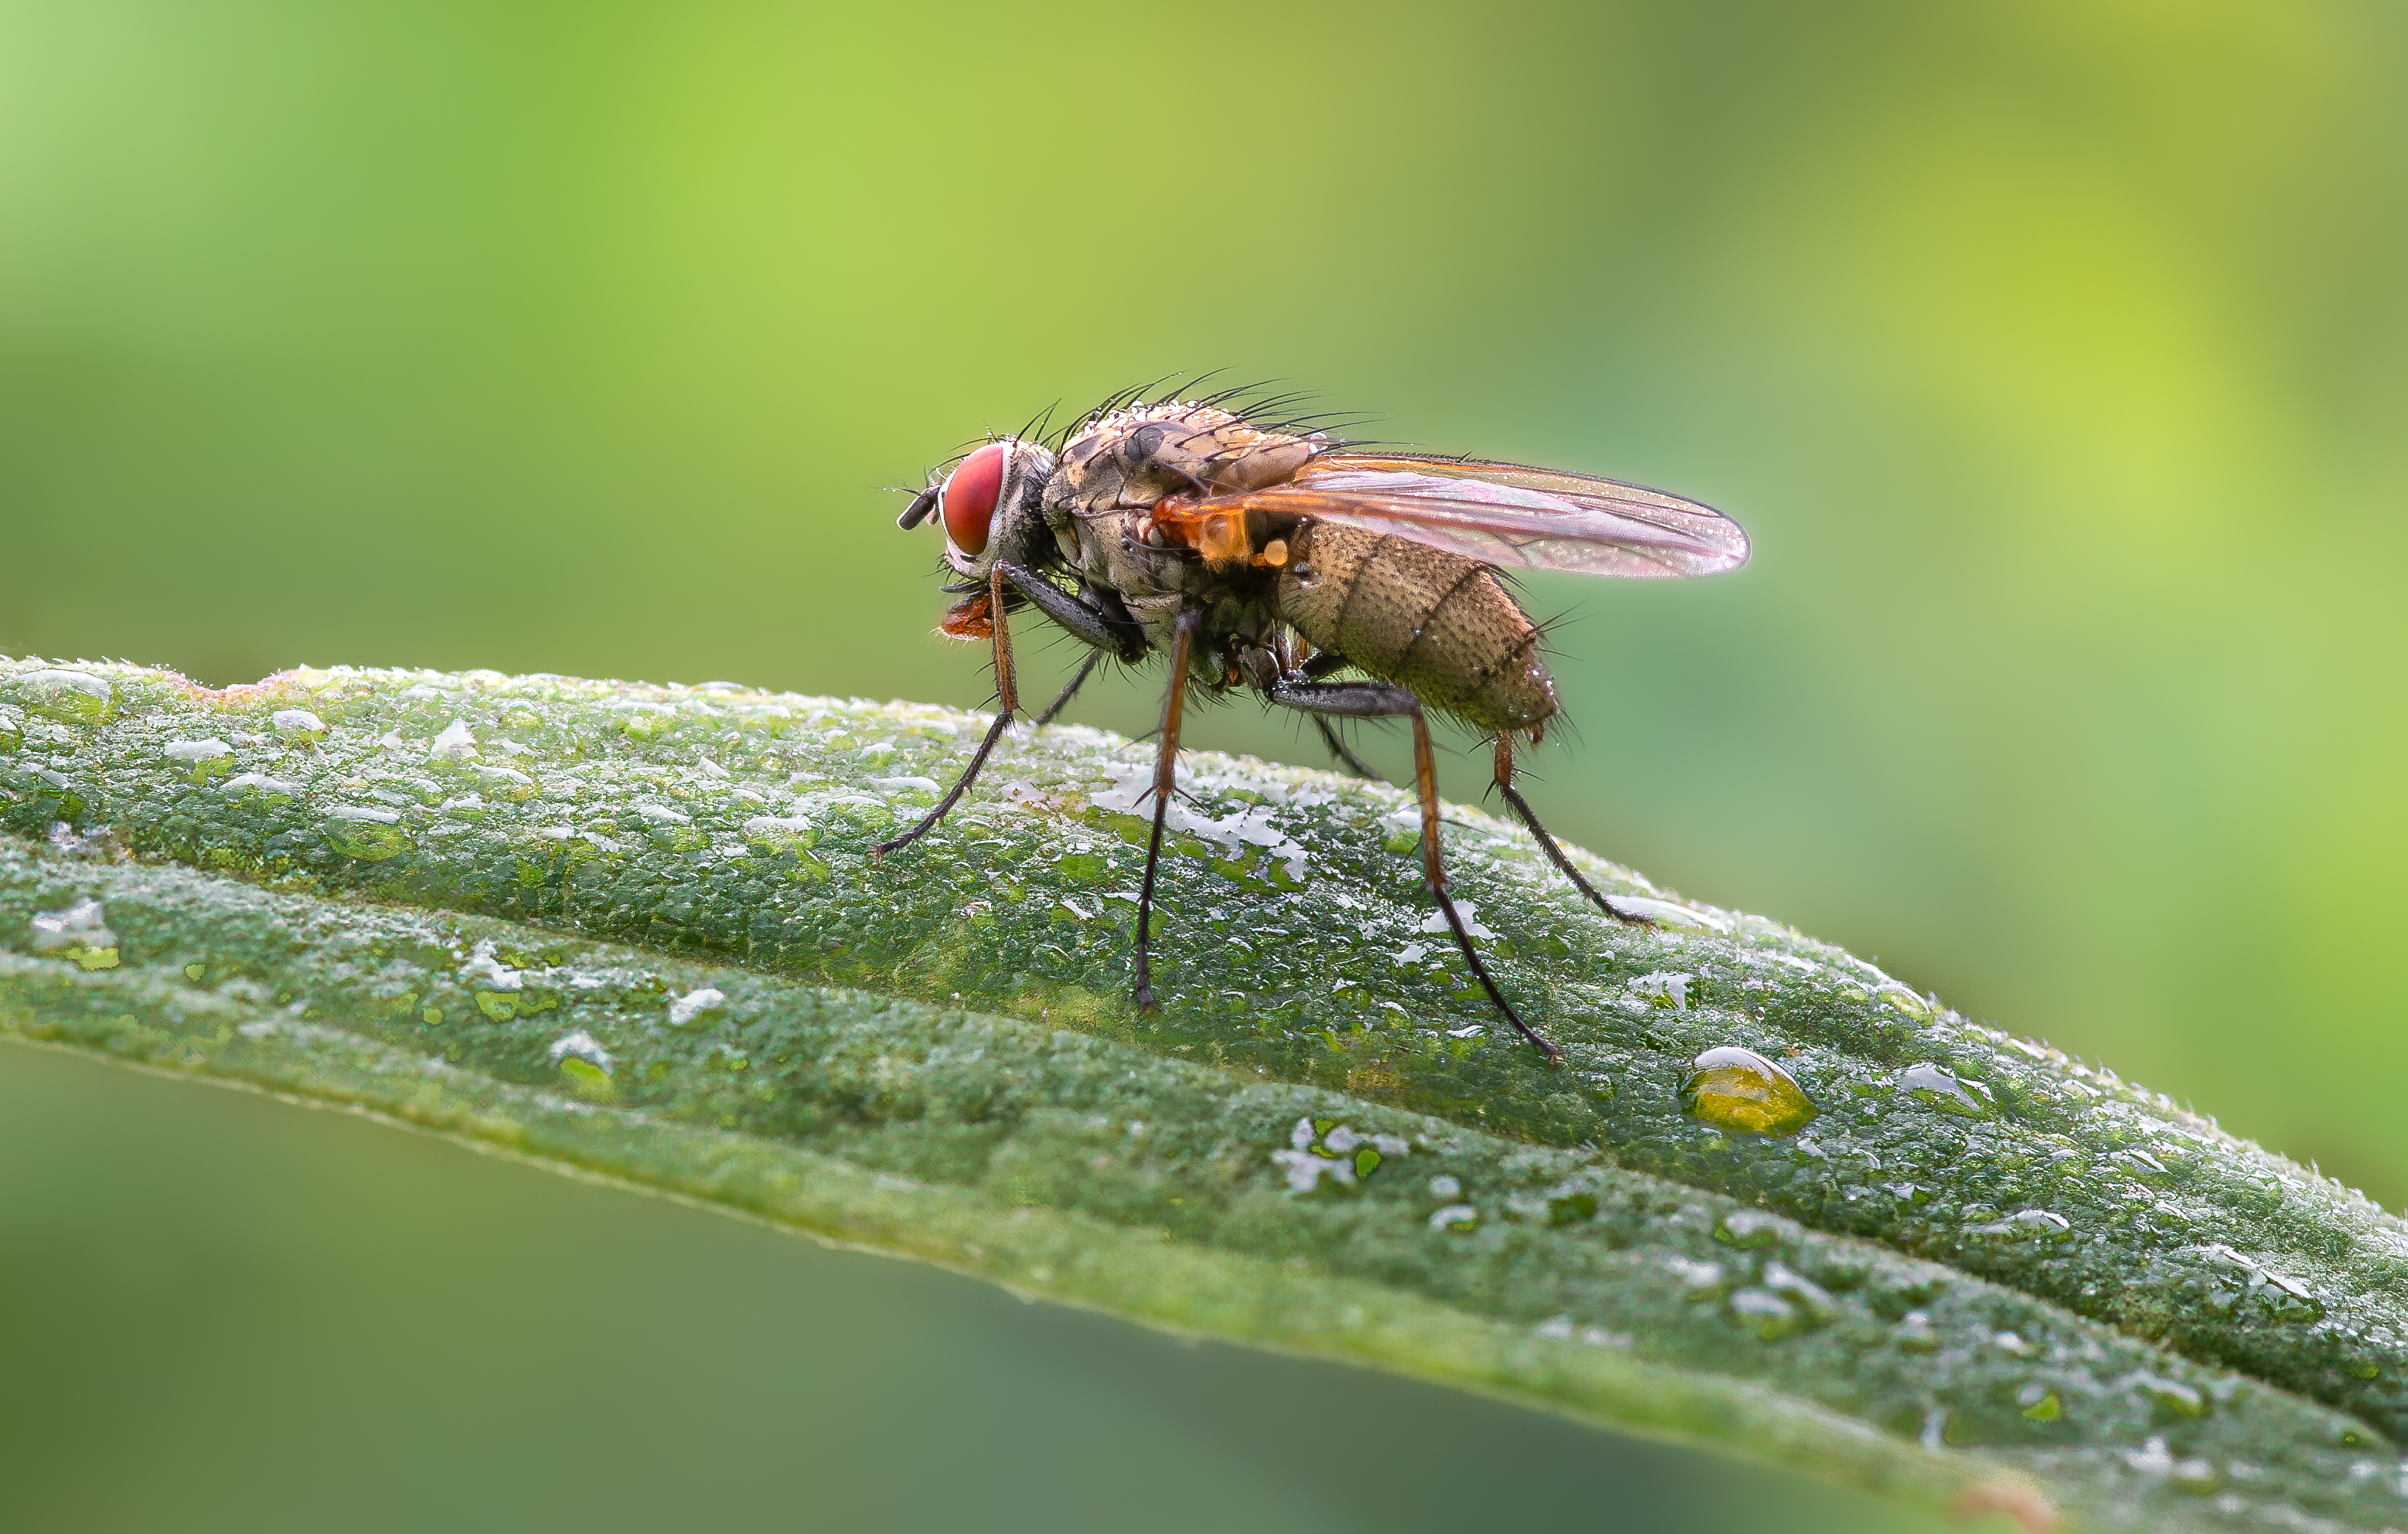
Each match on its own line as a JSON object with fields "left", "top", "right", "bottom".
{"left": 4, "top": 658, "right": 2404, "bottom": 1532}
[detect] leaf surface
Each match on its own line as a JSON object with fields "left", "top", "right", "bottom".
{"left": 4, "top": 658, "right": 2404, "bottom": 1531}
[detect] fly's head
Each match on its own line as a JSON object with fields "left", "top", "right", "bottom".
{"left": 896, "top": 436, "right": 1060, "bottom": 580}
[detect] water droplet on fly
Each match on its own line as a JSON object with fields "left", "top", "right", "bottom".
{"left": 1681, "top": 1046, "right": 1818, "bottom": 1135}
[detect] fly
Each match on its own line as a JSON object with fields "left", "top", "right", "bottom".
{"left": 877, "top": 386, "right": 1750, "bottom": 1066}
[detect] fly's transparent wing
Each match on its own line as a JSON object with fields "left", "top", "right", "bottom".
{"left": 1208, "top": 454, "right": 1748, "bottom": 578}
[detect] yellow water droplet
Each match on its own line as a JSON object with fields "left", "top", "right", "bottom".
{"left": 1680, "top": 1046, "right": 1818, "bottom": 1135}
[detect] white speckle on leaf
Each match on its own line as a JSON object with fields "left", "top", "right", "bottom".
{"left": 29, "top": 898, "right": 114, "bottom": 952}
{"left": 460, "top": 937, "right": 523, "bottom": 991}
{"left": 1089, "top": 763, "right": 1311, "bottom": 882}
{"left": 1418, "top": 903, "right": 1496, "bottom": 940}
{"left": 1630, "top": 971, "right": 1692, "bottom": 1009}
{"left": 547, "top": 1031, "right": 612, "bottom": 1072}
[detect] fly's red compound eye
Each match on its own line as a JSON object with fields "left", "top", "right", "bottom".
{"left": 940, "top": 441, "right": 1008, "bottom": 556}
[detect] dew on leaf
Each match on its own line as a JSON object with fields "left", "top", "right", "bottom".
{"left": 1681, "top": 1046, "right": 1817, "bottom": 1135}
{"left": 29, "top": 897, "right": 119, "bottom": 970}
{"left": 1900, "top": 1061, "right": 1992, "bottom": 1117}
{"left": 9, "top": 668, "right": 113, "bottom": 723}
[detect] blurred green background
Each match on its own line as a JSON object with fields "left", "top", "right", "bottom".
{"left": 1, "top": 0, "right": 2401, "bottom": 1525}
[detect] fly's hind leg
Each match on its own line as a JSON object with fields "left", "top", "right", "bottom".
{"left": 1489, "top": 733, "right": 1654, "bottom": 927}
{"left": 1289, "top": 647, "right": 1384, "bottom": 779}
{"left": 1269, "top": 677, "right": 1563, "bottom": 1066}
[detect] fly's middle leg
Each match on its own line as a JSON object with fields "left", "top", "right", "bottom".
{"left": 1132, "top": 608, "right": 1206, "bottom": 1012}
{"left": 1033, "top": 651, "right": 1102, "bottom": 726}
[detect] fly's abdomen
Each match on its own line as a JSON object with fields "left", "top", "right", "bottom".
{"left": 1275, "top": 522, "right": 1556, "bottom": 733}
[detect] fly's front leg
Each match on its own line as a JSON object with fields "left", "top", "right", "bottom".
{"left": 1490, "top": 733, "right": 1653, "bottom": 928}
{"left": 874, "top": 563, "right": 1024, "bottom": 856}
{"left": 1133, "top": 608, "right": 1205, "bottom": 1012}
{"left": 877, "top": 565, "right": 1143, "bottom": 856}
{"left": 1006, "top": 572, "right": 1149, "bottom": 663}
{"left": 1268, "top": 678, "right": 1564, "bottom": 1066}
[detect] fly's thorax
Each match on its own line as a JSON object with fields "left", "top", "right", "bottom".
{"left": 1276, "top": 521, "right": 1557, "bottom": 733}
{"left": 1050, "top": 400, "right": 1325, "bottom": 514}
